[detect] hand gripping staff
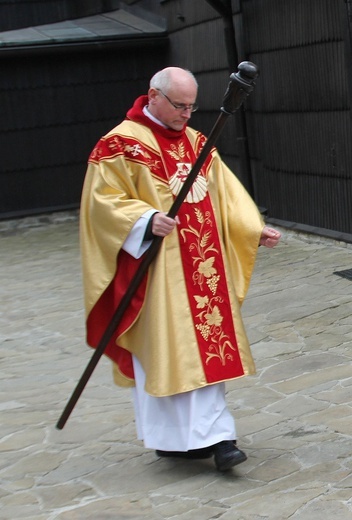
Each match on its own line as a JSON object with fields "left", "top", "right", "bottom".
{"left": 56, "top": 61, "right": 259, "bottom": 430}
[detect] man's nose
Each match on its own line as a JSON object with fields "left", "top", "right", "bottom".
{"left": 181, "top": 108, "right": 192, "bottom": 118}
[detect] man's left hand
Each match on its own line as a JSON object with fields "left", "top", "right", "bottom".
{"left": 259, "top": 226, "right": 281, "bottom": 248}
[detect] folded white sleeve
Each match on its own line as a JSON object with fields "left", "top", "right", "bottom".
{"left": 122, "top": 209, "right": 158, "bottom": 259}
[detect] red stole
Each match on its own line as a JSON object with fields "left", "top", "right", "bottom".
{"left": 152, "top": 131, "right": 245, "bottom": 382}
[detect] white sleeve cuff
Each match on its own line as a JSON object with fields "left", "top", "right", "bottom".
{"left": 122, "top": 209, "right": 158, "bottom": 259}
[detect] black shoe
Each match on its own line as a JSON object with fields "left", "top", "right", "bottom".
{"left": 213, "top": 441, "right": 247, "bottom": 471}
{"left": 156, "top": 446, "right": 214, "bottom": 459}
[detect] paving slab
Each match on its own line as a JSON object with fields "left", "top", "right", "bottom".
{"left": 0, "top": 213, "right": 351, "bottom": 519}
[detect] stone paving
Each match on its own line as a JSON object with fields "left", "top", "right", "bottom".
{"left": 0, "top": 212, "right": 352, "bottom": 520}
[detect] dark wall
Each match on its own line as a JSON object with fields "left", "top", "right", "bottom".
{"left": 1, "top": 0, "right": 352, "bottom": 236}
{"left": 130, "top": 0, "right": 352, "bottom": 236}
{"left": 0, "top": 45, "right": 167, "bottom": 218}
{"left": 243, "top": 0, "right": 352, "bottom": 234}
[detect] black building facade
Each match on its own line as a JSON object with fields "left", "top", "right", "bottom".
{"left": 1, "top": 0, "right": 351, "bottom": 241}
{"left": 0, "top": 1, "right": 168, "bottom": 218}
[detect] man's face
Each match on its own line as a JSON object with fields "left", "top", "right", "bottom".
{"left": 148, "top": 81, "right": 198, "bottom": 131}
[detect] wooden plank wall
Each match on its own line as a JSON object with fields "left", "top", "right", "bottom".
{"left": 1, "top": 0, "right": 351, "bottom": 235}
{"left": 243, "top": 0, "right": 352, "bottom": 234}
{"left": 0, "top": 46, "right": 167, "bottom": 217}
{"left": 139, "top": 0, "right": 352, "bottom": 235}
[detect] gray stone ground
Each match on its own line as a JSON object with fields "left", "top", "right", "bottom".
{"left": 0, "top": 212, "right": 352, "bottom": 520}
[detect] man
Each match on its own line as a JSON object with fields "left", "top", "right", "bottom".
{"left": 80, "top": 67, "right": 281, "bottom": 471}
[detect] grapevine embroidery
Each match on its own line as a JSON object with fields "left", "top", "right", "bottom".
{"left": 180, "top": 207, "right": 237, "bottom": 365}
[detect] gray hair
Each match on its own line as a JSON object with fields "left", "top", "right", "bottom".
{"left": 150, "top": 67, "right": 198, "bottom": 93}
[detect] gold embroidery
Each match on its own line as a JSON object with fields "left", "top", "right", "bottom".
{"left": 123, "top": 142, "right": 161, "bottom": 171}
{"left": 166, "top": 142, "right": 188, "bottom": 161}
{"left": 108, "top": 136, "right": 122, "bottom": 151}
{"left": 169, "top": 165, "right": 208, "bottom": 202}
{"left": 166, "top": 142, "right": 208, "bottom": 202}
{"left": 180, "top": 208, "right": 237, "bottom": 365}
{"left": 90, "top": 146, "right": 101, "bottom": 161}
{"left": 124, "top": 143, "right": 151, "bottom": 160}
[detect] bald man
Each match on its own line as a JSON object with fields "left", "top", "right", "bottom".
{"left": 80, "top": 67, "right": 281, "bottom": 471}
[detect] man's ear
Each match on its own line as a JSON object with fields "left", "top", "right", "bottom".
{"left": 148, "top": 88, "right": 158, "bottom": 106}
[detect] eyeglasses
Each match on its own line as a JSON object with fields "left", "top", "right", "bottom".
{"left": 156, "top": 89, "right": 198, "bottom": 112}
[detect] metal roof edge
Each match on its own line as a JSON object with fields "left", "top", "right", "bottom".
{"left": 0, "top": 3, "right": 168, "bottom": 58}
{"left": 0, "top": 33, "right": 169, "bottom": 57}
{"left": 118, "top": 1, "right": 167, "bottom": 31}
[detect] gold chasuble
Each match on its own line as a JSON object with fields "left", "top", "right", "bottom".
{"left": 80, "top": 95, "right": 264, "bottom": 397}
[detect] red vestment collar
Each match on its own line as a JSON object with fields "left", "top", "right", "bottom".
{"left": 126, "top": 95, "right": 187, "bottom": 140}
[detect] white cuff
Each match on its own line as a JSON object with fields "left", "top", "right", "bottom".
{"left": 122, "top": 209, "right": 158, "bottom": 259}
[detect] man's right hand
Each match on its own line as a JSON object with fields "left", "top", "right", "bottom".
{"left": 152, "top": 212, "right": 180, "bottom": 237}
